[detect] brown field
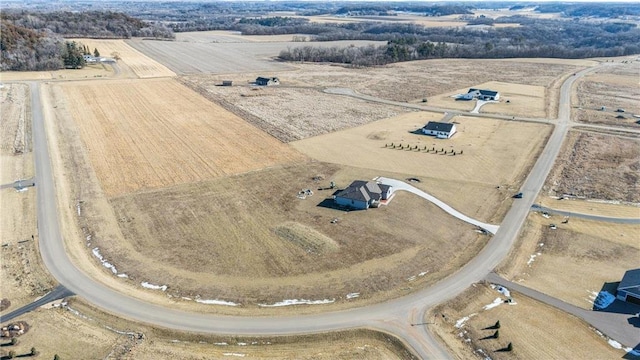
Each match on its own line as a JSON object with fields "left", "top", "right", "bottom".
{"left": 102, "top": 162, "right": 487, "bottom": 312}
{"left": 175, "top": 30, "right": 314, "bottom": 43}
{"left": 4, "top": 298, "right": 413, "bottom": 360}
{"left": 544, "top": 131, "right": 640, "bottom": 203}
{"left": 72, "top": 38, "right": 176, "bottom": 78}
{"left": 49, "top": 78, "right": 304, "bottom": 197}
{"left": 428, "top": 284, "right": 624, "bottom": 360}
{"left": 180, "top": 78, "right": 414, "bottom": 142}
{"left": 498, "top": 214, "right": 639, "bottom": 310}
{"left": 291, "top": 113, "right": 551, "bottom": 220}
{"left": 573, "top": 61, "right": 640, "bottom": 127}
{"left": 128, "top": 38, "right": 385, "bottom": 75}
{"left": 427, "top": 81, "right": 546, "bottom": 118}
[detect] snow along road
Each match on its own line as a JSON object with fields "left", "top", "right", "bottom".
{"left": 28, "top": 64, "right": 608, "bottom": 359}
{"left": 376, "top": 177, "right": 500, "bottom": 234}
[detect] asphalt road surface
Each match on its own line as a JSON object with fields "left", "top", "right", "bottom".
{"left": 26, "top": 64, "right": 624, "bottom": 358}
{"left": 531, "top": 204, "right": 640, "bottom": 224}
{"left": 0, "top": 285, "right": 74, "bottom": 323}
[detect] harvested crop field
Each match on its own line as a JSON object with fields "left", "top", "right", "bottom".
{"left": 181, "top": 79, "right": 413, "bottom": 142}
{"left": 73, "top": 38, "right": 175, "bottom": 78}
{"left": 175, "top": 30, "right": 313, "bottom": 43}
{"left": 102, "top": 162, "right": 487, "bottom": 311}
{"left": 49, "top": 78, "right": 304, "bottom": 196}
{"left": 574, "top": 61, "right": 640, "bottom": 127}
{"left": 429, "top": 284, "right": 626, "bottom": 360}
{"left": 292, "top": 113, "right": 551, "bottom": 194}
{"left": 427, "top": 81, "right": 546, "bottom": 118}
{"left": 544, "top": 131, "right": 640, "bottom": 203}
{"left": 128, "top": 38, "right": 385, "bottom": 74}
{"left": 498, "top": 214, "right": 640, "bottom": 310}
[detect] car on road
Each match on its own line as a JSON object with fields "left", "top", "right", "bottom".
{"left": 512, "top": 192, "right": 523, "bottom": 199}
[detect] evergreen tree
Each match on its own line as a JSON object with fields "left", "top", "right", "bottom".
{"left": 93, "top": 47, "right": 100, "bottom": 57}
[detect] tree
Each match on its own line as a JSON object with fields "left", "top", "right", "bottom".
{"left": 62, "top": 41, "right": 85, "bottom": 68}
{"left": 506, "top": 342, "right": 513, "bottom": 351}
{"left": 93, "top": 48, "right": 100, "bottom": 57}
{"left": 54, "top": 355, "right": 61, "bottom": 360}
{"left": 10, "top": 337, "right": 17, "bottom": 345}
{"left": 31, "top": 346, "right": 38, "bottom": 355}
{"left": 9, "top": 350, "right": 16, "bottom": 359}
{"left": 493, "top": 330, "right": 500, "bottom": 339}
{"left": 494, "top": 320, "right": 501, "bottom": 329}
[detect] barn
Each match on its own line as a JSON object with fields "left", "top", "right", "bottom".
{"left": 616, "top": 268, "right": 640, "bottom": 305}
{"left": 421, "top": 122, "right": 457, "bottom": 139}
{"left": 334, "top": 180, "right": 393, "bottom": 210}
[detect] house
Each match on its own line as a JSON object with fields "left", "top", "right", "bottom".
{"left": 459, "top": 88, "right": 500, "bottom": 101}
{"left": 222, "top": 80, "right": 233, "bottom": 86}
{"left": 616, "top": 268, "right": 640, "bottom": 305}
{"left": 421, "top": 121, "right": 457, "bottom": 139}
{"left": 83, "top": 55, "right": 97, "bottom": 63}
{"left": 334, "top": 180, "right": 393, "bottom": 210}
{"left": 255, "top": 77, "right": 280, "bottom": 86}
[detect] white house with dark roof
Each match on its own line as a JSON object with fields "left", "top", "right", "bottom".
{"left": 334, "top": 180, "right": 393, "bottom": 210}
{"left": 458, "top": 88, "right": 500, "bottom": 101}
{"left": 617, "top": 268, "right": 640, "bottom": 305}
{"left": 421, "top": 121, "right": 457, "bottom": 139}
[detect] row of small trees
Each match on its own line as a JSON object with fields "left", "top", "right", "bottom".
{"left": 384, "top": 143, "right": 463, "bottom": 155}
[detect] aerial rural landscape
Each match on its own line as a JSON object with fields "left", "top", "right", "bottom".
{"left": 1, "top": 0, "right": 639, "bottom": 359}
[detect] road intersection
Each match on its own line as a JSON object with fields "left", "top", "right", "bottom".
{"left": 16, "top": 63, "right": 635, "bottom": 358}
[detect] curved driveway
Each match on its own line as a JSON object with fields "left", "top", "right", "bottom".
{"left": 29, "top": 65, "right": 610, "bottom": 358}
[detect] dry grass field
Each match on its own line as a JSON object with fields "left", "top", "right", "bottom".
{"left": 72, "top": 38, "right": 176, "bottom": 78}
{"left": 50, "top": 78, "right": 304, "bottom": 197}
{"left": 104, "top": 162, "right": 487, "bottom": 311}
{"left": 175, "top": 30, "right": 313, "bottom": 43}
{"left": 573, "top": 61, "right": 640, "bottom": 127}
{"left": 537, "top": 197, "right": 640, "bottom": 218}
{"left": 426, "top": 81, "right": 547, "bottom": 118}
{"left": 544, "top": 131, "right": 640, "bottom": 203}
{"left": 291, "top": 113, "right": 551, "bottom": 219}
{"left": 128, "top": 38, "right": 385, "bottom": 74}
{"left": 180, "top": 79, "right": 413, "bottom": 142}
{"left": 428, "top": 284, "right": 625, "bottom": 360}
{"left": 498, "top": 214, "right": 640, "bottom": 310}
{"left": 0, "top": 63, "right": 114, "bottom": 81}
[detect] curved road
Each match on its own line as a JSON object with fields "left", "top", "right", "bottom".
{"left": 28, "top": 65, "right": 610, "bottom": 358}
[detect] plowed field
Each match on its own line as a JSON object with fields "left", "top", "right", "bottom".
{"left": 53, "top": 78, "right": 304, "bottom": 196}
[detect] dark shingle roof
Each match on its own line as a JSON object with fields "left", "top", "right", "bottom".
{"left": 619, "top": 268, "right": 640, "bottom": 296}
{"left": 335, "top": 181, "right": 383, "bottom": 202}
{"left": 423, "top": 121, "right": 454, "bottom": 133}
{"left": 468, "top": 88, "right": 498, "bottom": 96}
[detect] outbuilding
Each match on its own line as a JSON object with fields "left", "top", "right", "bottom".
{"left": 617, "top": 268, "right": 640, "bottom": 305}
{"left": 334, "top": 180, "right": 393, "bottom": 210}
{"left": 255, "top": 77, "right": 280, "bottom": 86}
{"left": 421, "top": 121, "right": 457, "bottom": 139}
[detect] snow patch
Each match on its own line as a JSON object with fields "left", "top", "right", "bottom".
{"left": 608, "top": 339, "right": 622, "bottom": 349}
{"left": 117, "top": 273, "right": 128, "bottom": 278}
{"left": 483, "top": 298, "right": 503, "bottom": 310}
{"left": 346, "top": 293, "right": 360, "bottom": 299}
{"left": 92, "top": 247, "right": 118, "bottom": 274}
{"left": 223, "top": 353, "right": 246, "bottom": 357}
{"left": 418, "top": 271, "right": 428, "bottom": 277}
{"left": 455, "top": 313, "right": 476, "bottom": 328}
{"left": 141, "top": 282, "right": 167, "bottom": 291}
{"left": 214, "top": 342, "right": 228, "bottom": 346}
{"left": 258, "top": 298, "right": 335, "bottom": 307}
{"left": 527, "top": 254, "right": 538, "bottom": 266}
{"left": 195, "top": 299, "right": 239, "bottom": 307}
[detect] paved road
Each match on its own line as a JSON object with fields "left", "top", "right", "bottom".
{"left": 531, "top": 204, "right": 640, "bottom": 224}
{"left": 0, "top": 285, "right": 74, "bottom": 323}
{"left": 377, "top": 177, "right": 500, "bottom": 234}
{"left": 25, "top": 64, "right": 620, "bottom": 358}
{"left": 486, "top": 273, "right": 640, "bottom": 349}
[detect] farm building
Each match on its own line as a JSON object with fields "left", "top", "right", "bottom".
{"left": 83, "top": 55, "right": 97, "bottom": 63}
{"left": 458, "top": 88, "right": 500, "bottom": 101}
{"left": 421, "top": 121, "right": 457, "bottom": 139}
{"left": 616, "top": 268, "right": 640, "bottom": 305}
{"left": 256, "top": 77, "right": 280, "bottom": 86}
{"left": 334, "top": 180, "right": 393, "bottom": 210}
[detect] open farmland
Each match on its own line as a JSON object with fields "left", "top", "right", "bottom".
{"left": 291, "top": 113, "right": 550, "bottom": 219}
{"left": 498, "top": 214, "right": 640, "bottom": 309}
{"left": 427, "top": 81, "right": 547, "bottom": 118}
{"left": 181, "top": 80, "right": 413, "bottom": 142}
{"left": 73, "top": 39, "right": 175, "bottom": 78}
{"left": 428, "top": 284, "right": 626, "bottom": 360}
{"left": 127, "top": 37, "right": 385, "bottom": 74}
{"left": 544, "top": 131, "right": 640, "bottom": 203}
{"left": 574, "top": 61, "right": 640, "bottom": 127}
{"left": 98, "top": 162, "right": 487, "bottom": 313}
{"left": 50, "top": 78, "right": 304, "bottom": 197}
{"left": 175, "top": 30, "right": 314, "bottom": 43}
